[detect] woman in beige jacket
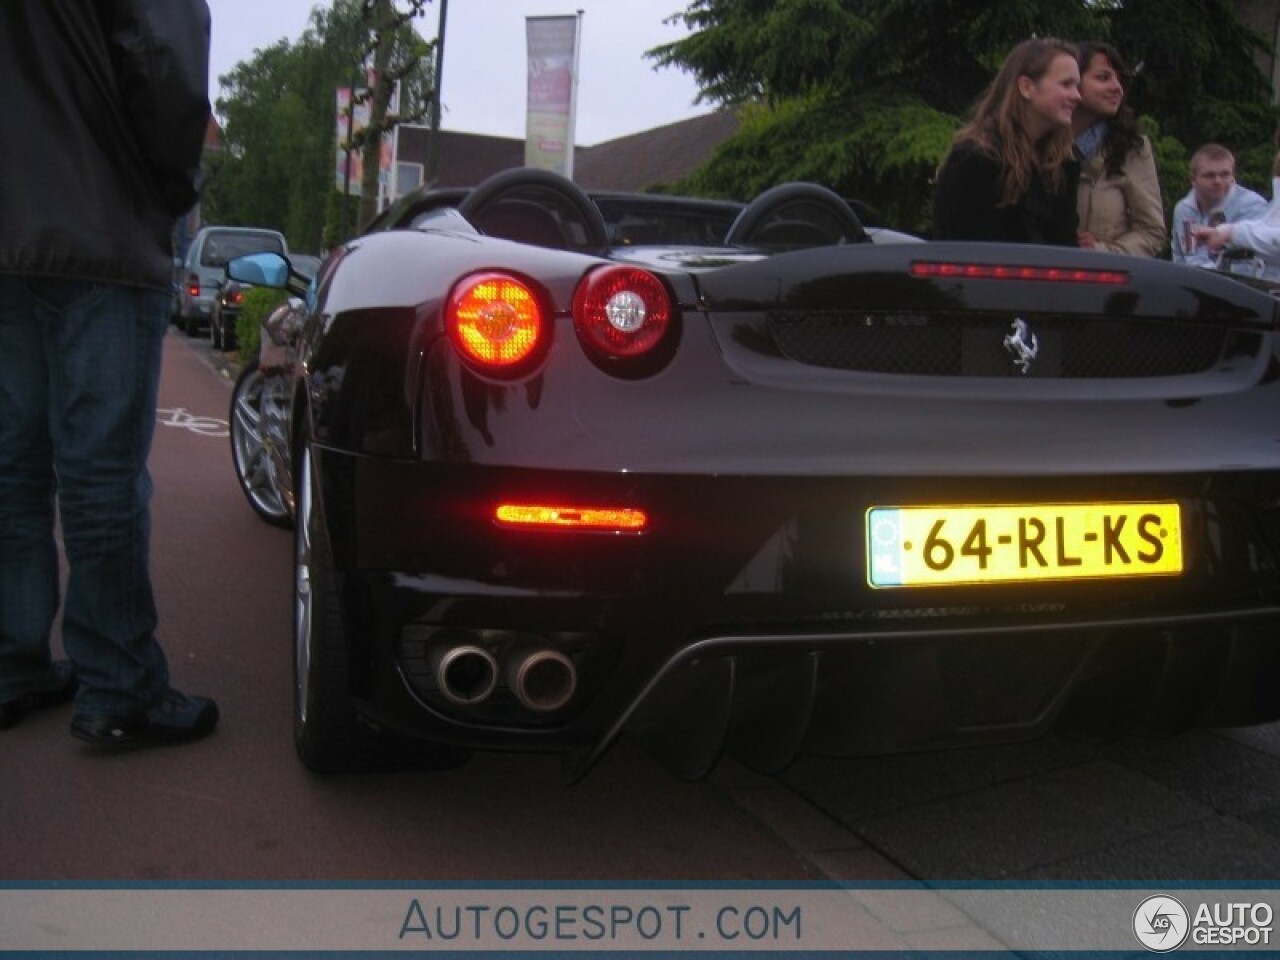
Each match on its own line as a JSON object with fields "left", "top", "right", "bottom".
{"left": 1072, "top": 42, "right": 1165, "bottom": 256}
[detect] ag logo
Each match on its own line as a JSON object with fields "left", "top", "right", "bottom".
{"left": 1133, "top": 895, "right": 1190, "bottom": 952}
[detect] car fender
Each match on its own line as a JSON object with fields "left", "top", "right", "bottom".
{"left": 301, "top": 231, "right": 608, "bottom": 460}
{"left": 313, "top": 230, "right": 606, "bottom": 318}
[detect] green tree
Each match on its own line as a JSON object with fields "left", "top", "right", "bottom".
{"left": 352, "top": 0, "right": 436, "bottom": 229}
{"left": 1109, "top": 0, "right": 1277, "bottom": 189}
{"left": 651, "top": 0, "right": 1278, "bottom": 232}
{"left": 206, "top": 0, "right": 436, "bottom": 251}
{"left": 211, "top": 40, "right": 310, "bottom": 237}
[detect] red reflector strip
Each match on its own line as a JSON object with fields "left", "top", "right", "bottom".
{"left": 495, "top": 503, "right": 648, "bottom": 531}
{"left": 911, "top": 261, "right": 1128, "bottom": 284}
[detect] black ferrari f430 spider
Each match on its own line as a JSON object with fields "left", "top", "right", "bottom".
{"left": 227, "top": 168, "right": 1280, "bottom": 779}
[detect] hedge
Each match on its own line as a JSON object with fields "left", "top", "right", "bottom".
{"left": 235, "top": 286, "right": 288, "bottom": 364}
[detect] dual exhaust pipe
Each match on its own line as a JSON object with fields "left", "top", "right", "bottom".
{"left": 432, "top": 644, "right": 577, "bottom": 713}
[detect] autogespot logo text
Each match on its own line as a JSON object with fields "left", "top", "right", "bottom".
{"left": 1133, "top": 895, "right": 1190, "bottom": 952}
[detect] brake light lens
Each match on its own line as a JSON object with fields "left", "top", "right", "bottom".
{"left": 186, "top": 273, "right": 201, "bottom": 297}
{"left": 447, "top": 272, "right": 544, "bottom": 367}
{"left": 495, "top": 502, "right": 648, "bottom": 532}
{"left": 911, "top": 261, "right": 1129, "bottom": 284}
{"left": 573, "top": 266, "right": 672, "bottom": 358}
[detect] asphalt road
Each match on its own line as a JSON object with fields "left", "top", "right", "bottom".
{"left": 3, "top": 328, "right": 1278, "bottom": 898}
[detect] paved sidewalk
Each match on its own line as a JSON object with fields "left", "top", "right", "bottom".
{"left": 710, "top": 759, "right": 1010, "bottom": 950}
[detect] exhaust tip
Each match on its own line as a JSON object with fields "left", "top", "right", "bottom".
{"left": 510, "top": 650, "right": 577, "bottom": 713}
{"left": 434, "top": 645, "right": 499, "bottom": 706}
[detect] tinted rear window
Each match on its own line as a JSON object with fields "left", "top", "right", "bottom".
{"left": 199, "top": 232, "right": 285, "bottom": 267}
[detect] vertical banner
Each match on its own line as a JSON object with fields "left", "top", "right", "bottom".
{"left": 335, "top": 73, "right": 396, "bottom": 201}
{"left": 335, "top": 86, "right": 370, "bottom": 196}
{"left": 525, "top": 13, "right": 582, "bottom": 176}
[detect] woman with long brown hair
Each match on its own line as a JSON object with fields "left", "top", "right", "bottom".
{"left": 1073, "top": 41, "right": 1164, "bottom": 255}
{"left": 934, "top": 37, "right": 1082, "bottom": 245}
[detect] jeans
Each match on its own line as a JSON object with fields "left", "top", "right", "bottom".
{"left": 0, "top": 276, "right": 171, "bottom": 713}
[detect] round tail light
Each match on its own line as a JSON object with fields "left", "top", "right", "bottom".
{"left": 572, "top": 266, "right": 672, "bottom": 359}
{"left": 447, "top": 272, "right": 545, "bottom": 368}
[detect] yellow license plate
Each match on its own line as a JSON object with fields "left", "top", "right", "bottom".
{"left": 866, "top": 502, "right": 1183, "bottom": 588}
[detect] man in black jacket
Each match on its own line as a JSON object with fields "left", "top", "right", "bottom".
{"left": 0, "top": 0, "right": 219, "bottom": 746}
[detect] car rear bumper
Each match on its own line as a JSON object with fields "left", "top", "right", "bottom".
{"left": 318, "top": 450, "right": 1280, "bottom": 775}
{"left": 180, "top": 296, "right": 213, "bottom": 324}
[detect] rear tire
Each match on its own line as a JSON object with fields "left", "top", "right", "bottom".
{"left": 293, "top": 439, "right": 364, "bottom": 773}
{"left": 292, "top": 432, "right": 472, "bottom": 774}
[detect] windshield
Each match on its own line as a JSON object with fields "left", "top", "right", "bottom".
{"left": 200, "top": 232, "right": 285, "bottom": 267}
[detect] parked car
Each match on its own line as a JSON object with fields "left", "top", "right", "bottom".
{"left": 177, "top": 225, "right": 288, "bottom": 336}
{"left": 169, "top": 254, "right": 183, "bottom": 321}
{"left": 211, "top": 253, "right": 324, "bottom": 352}
{"left": 209, "top": 279, "right": 244, "bottom": 351}
{"left": 227, "top": 167, "right": 1280, "bottom": 779}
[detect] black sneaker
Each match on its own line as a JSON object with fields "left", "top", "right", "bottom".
{"left": 71, "top": 688, "right": 219, "bottom": 747}
{"left": 0, "top": 660, "right": 78, "bottom": 730}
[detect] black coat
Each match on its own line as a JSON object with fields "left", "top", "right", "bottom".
{"left": 934, "top": 140, "right": 1080, "bottom": 246}
{"left": 0, "top": 0, "right": 211, "bottom": 290}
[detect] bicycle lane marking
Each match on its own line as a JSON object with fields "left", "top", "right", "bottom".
{"left": 157, "top": 406, "right": 229, "bottom": 437}
{"left": 155, "top": 328, "right": 235, "bottom": 440}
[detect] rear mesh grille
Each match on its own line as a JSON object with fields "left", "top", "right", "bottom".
{"left": 769, "top": 311, "right": 1248, "bottom": 378}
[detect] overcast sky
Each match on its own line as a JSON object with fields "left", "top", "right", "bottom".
{"left": 206, "top": 0, "right": 711, "bottom": 146}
